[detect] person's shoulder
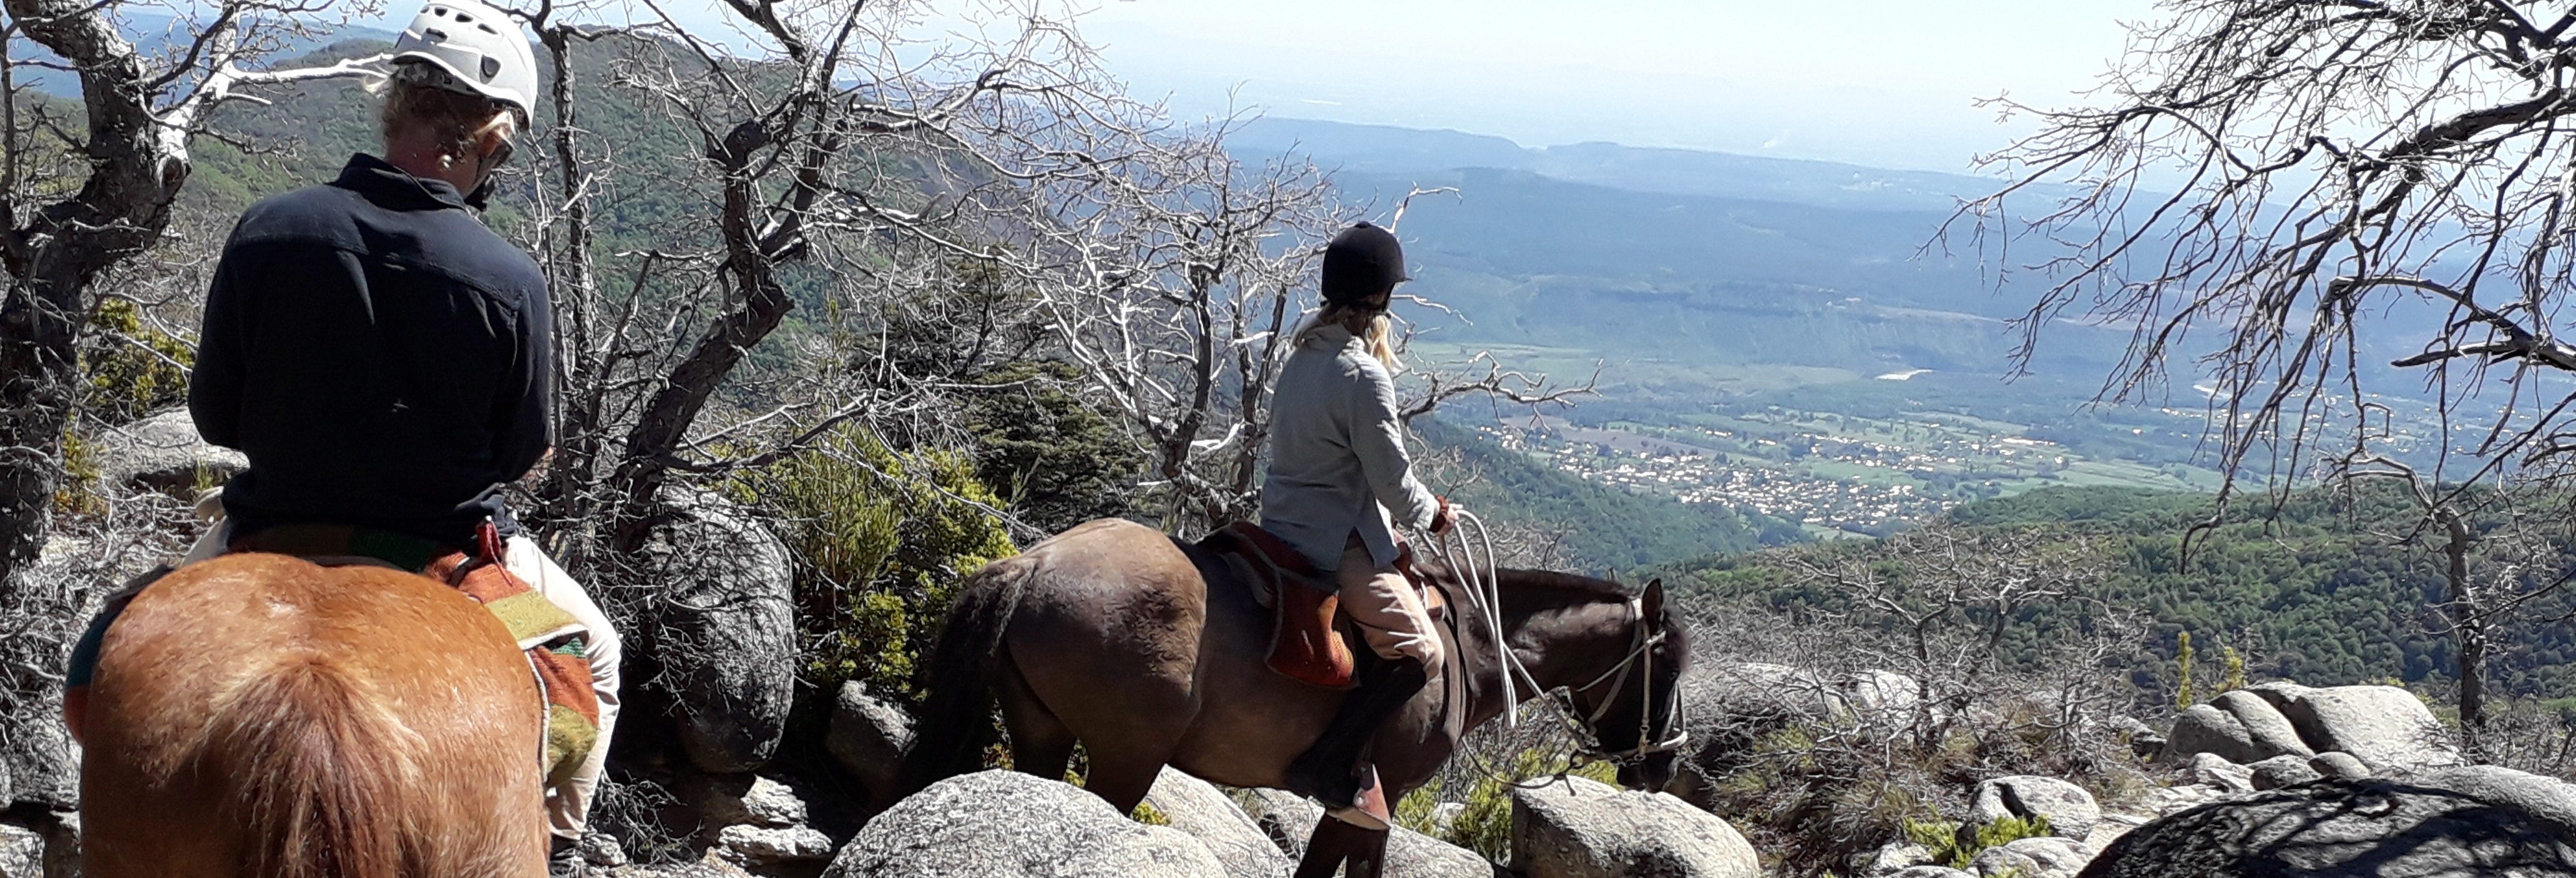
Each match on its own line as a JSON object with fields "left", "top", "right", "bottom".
{"left": 228, "top": 182, "right": 364, "bottom": 248}
{"left": 1334, "top": 343, "right": 1392, "bottom": 378}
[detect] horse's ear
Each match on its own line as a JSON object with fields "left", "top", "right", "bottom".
{"left": 1642, "top": 578, "right": 1666, "bottom": 620}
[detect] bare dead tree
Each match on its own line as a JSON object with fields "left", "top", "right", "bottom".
{"left": 0, "top": 0, "right": 381, "bottom": 584}
{"left": 1785, "top": 525, "right": 2113, "bottom": 747}
{"left": 1949, "top": 0, "right": 2576, "bottom": 507}
{"left": 479, "top": 0, "right": 1118, "bottom": 567}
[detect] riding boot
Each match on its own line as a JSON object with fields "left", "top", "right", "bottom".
{"left": 548, "top": 834, "right": 588, "bottom": 878}
{"left": 1284, "top": 656, "right": 1430, "bottom": 809}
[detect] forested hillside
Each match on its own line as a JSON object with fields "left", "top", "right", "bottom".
{"left": 1671, "top": 484, "right": 2576, "bottom": 703}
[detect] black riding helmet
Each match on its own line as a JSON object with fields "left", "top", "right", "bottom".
{"left": 1321, "top": 222, "right": 1408, "bottom": 306}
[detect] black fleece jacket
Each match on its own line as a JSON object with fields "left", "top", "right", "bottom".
{"left": 188, "top": 153, "right": 552, "bottom": 547}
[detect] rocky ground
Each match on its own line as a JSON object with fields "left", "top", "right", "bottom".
{"left": 5, "top": 409, "right": 2576, "bottom": 877}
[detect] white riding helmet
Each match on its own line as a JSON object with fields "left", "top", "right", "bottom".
{"left": 388, "top": 0, "right": 538, "bottom": 120}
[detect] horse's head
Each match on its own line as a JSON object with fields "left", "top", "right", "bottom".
{"left": 1559, "top": 578, "right": 1691, "bottom": 793}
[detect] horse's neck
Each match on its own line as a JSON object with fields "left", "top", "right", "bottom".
{"left": 1468, "top": 576, "right": 1632, "bottom": 711}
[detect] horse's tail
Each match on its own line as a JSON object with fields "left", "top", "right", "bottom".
{"left": 895, "top": 555, "right": 1031, "bottom": 801}
{"left": 203, "top": 655, "right": 416, "bottom": 878}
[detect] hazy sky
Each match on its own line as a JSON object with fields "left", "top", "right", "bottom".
{"left": 395, "top": 0, "right": 2160, "bottom": 174}
{"left": 1076, "top": 0, "right": 2160, "bottom": 172}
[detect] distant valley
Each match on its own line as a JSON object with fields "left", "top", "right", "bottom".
{"left": 1234, "top": 118, "right": 2261, "bottom": 542}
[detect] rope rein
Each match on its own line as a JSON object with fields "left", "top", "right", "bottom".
{"left": 1421, "top": 510, "right": 1690, "bottom": 772}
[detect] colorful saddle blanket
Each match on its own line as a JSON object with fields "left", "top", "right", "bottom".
{"left": 65, "top": 522, "right": 599, "bottom": 788}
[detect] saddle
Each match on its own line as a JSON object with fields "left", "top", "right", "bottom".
{"left": 1197, "top": 522, "right": 1443, "bottom": 690}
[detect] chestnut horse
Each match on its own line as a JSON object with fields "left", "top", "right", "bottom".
{"left": 79, "top": 553, "right": 546, "bottom": 878}
{"left": 898, "top": 519, "right": 1689, "bottom": 871}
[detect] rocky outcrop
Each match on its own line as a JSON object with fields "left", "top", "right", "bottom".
{"left": 1966, "top": 776, "right": 2099, "bottom": 841}
{"left": 1887, "top": 869, "right": 1975, "bottom": 878}
{"left": 2185, "top": 753, "right": 2254, "bottom": 794}
{"left": 87, "top": 407, "right": 244, "bottom": 500}
{"left": 1143, "top": 768, "right": 1290, "bottom": 878}
{"left": 2075, "top": 767, "right": 2576, "bottom": 877}
{"left": 1510, "top": 775, "right": 1760, "bottom": 878}
{"left": 2208, "top": 690, "right": 2311, "bottom": 761}
{"left": 2163, "top": 703, "right": 2261, "bottom": 765}
{"left": 688, "top": 774, "right": 809, "bottom": 829}
{"left": 608, "top": 856, "right": 759, "bottom": 878}
{"left": 1, "top": 714, "right": 76, "bottom": 811}
{"left": 2274, "top": 685, "right": 2458, "bottom": 772}
{"left": 1235, "top": 787, "right": 1489, "bottom": 878}
{"left": 645, "top": 492, "right": 798, "bottom": 774}
{"left": 1695, "top": 662, "right": 1925, "bottom": 724}
{"left": 827, "top": 770, "right": 1223, "bottom": 877}
{"left": 1968, "top": 836, "right": 2092, "bottom": 878}
{"left": 1858, "top": 840, "right": 1934, "bottom": 876}
{"left": 715, "top": 825, "right": 834, "bottom": 867}
{"left": 827, "top": 683, "right": 914, "bottom": 808}
{"left": 0, "top": 824, "right": 39, "bottom": 878}
{"left": 2172, "top": 683, "right": 2458, "bottom": 776}
{"left": 2246, "top": 754, "right": 2321, "bottom": 791}
{"left": 684, "top": 775, "right": 833, "bottom": 869}
{"left": 1839, "top": 670, "right": 1923, "bottom": 719}
{"left": 2310, "top": 752, "right": 2369, "bottom": 780}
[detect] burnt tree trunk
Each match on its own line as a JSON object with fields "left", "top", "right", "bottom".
{"left": 2438, "top": 506, "right": 2488, "bottom": 756}
{"left": 605, "top": 119, "right": 798, "bottom": 554}
{"left": 0, "top": 0, "right": 190, "bottom": 582}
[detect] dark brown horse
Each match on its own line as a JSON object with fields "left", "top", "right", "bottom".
{"left": 79, "top": 554, "right": 547, "bottom": 878}
{"left": 897, "top": 519, "right": 1689, "bottom": 858}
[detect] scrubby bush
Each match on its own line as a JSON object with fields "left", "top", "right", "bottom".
{"left": 729, "top": 425, "right": 1016, "bottom": 706}
{"left": 1906, "top": 814, "right": 2052, "bottom": 869}
{"left": 80, "top": 298, "right": 194, "bottom": 425}
{"left": 1396, "top": 748, "right": 1617, "bottom": 864}
{"left": 1672, "top": 593, "right": 2152, "bottom": 876}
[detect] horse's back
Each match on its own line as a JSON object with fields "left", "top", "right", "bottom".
{"left": 997, "top": 519, "right": 1339, "bottom": 789}
{"left": 82, "top": 553, "right": 545, "bottom": 878}
{"left": 1000, "top": 519, "right": 1208, "bottom": 686}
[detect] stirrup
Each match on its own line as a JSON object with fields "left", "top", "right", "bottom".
{"left": 1324, "top": 765, "right": 1390, "bottom": 832}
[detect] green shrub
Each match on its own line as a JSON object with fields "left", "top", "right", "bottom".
{"left": 1906, "top": 815, "right": 2052, "bottom": 869}
{"left": 731, "top": 425, "right": 1016, "bottom": 705}
{"left": 51, "top": 419, "right": 104, "bottom": 515}
{"left": 82, "top": 298, "right": 194, "bottom": 425}
{"left": 1129, "top": 800, "right": 1169, "bottom": 826}
{"left": 1397, "top": 749, "right": 1618, "bottom": 865}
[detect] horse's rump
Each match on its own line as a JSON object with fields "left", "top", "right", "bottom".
{"left": 80, "top": 554, "right": 545, "bottom": 878}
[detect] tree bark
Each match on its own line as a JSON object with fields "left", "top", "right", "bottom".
{"left": 2439, "top": 506, "right": 2488, "bottom": 756}
{"left": 0, "top": 0, "right": 190, "bottom": 582}
{"left": 605, "top": 121, "right": 794, "bottom": 553}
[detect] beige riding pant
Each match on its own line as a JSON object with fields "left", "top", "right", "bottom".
{"left": 1336, "top": 535, "right": 1444, "bottom": 670}
{"left": 181, "top": 507, "right": 623, "bottom": 840}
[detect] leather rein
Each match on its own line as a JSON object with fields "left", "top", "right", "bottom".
{"left": 1428, "top": 511, "right": 1690, "bottom": 766}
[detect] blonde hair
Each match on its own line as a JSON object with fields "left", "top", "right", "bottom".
{"left": 374, "top": 62, "right": 521, "bottom": 167}
{"left": 1306, "top": 301, "right": 1403, "bottom": 372}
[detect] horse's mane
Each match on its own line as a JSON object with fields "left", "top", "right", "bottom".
{"left": 1494, "top": 568, "right": 1639, "bottom": 601}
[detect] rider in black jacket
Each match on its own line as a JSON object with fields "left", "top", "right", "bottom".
{"left": 189, "top": 151, "right": 552, "bottom": 547}
{"left": 182, "top": 4, "right": 617, "bottom": 874}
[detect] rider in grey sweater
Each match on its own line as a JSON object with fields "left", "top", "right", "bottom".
{"left": 1261, "top": 222, "right": 1460, "bottom": 822}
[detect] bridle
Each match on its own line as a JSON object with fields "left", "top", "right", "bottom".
{"left": 1428, "top": 511, "right": 1689, "bottom": 768}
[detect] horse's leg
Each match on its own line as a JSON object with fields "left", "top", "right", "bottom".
{"left": 1070, "top": 679, "right": 1195, "bottom": 813}
{"left": 1292, "top": 816, "right": 1362, "bottom": 878}
{"left": 1341, "top": 826, "right": 1390, "bottom": 878}
{"left": 997, "top": 653, "right": 1075, "bottom": 781}
{"left": 1082, "top": 741, "right": 1179, "bottom": 814}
